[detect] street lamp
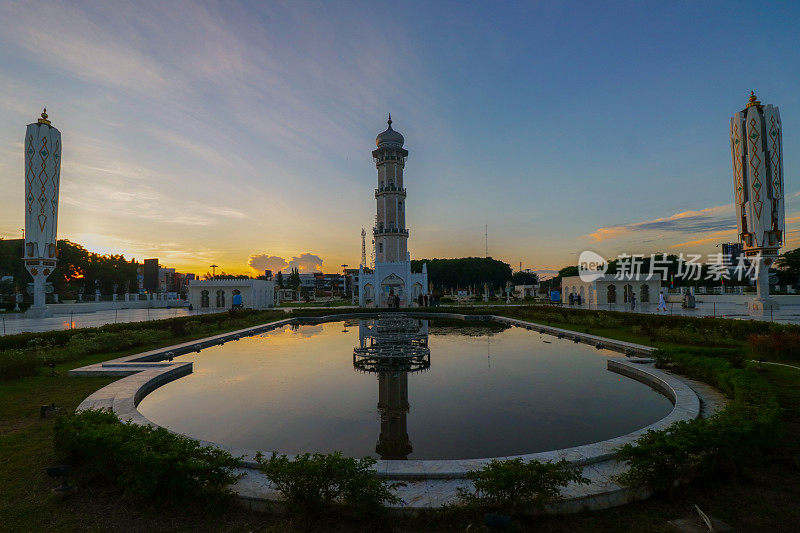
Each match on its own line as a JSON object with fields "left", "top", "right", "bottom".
{"left": 341, "top": 264, "right": 348, "bottom": 299}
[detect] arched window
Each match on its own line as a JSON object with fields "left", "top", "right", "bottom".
{"left": 201, "top": 290, "right": 209, "bottom": 308}
{"left": 216, "top": 289, "right": 225, "bottom": 308}
{"left": 607, "top": 285, "right": 616, "bottom": 303}
{"left": 640, "top": 284, "right": 650, "bottom": 303}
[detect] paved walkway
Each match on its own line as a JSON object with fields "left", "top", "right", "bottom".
{"left": 0, "top": 307, "right": 223, "bottom": 336}
{"left": 4, "top": 299, "right": 800, "bottom": 337}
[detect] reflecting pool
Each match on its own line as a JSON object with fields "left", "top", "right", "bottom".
{"left": 138, "top": 317, "right": 672, "bottom": 460}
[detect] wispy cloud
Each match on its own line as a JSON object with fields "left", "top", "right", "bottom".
{"left": 587, "top": 204, "right": 735, "bottom": 242}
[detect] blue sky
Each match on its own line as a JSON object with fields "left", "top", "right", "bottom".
{"left": 0, "top": 1, "right": 798, "bottom": 275}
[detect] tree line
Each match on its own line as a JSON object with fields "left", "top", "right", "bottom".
{"left": 410, "top": 257, "right": 537, "bottom": 291}
{"left": 0, "top": 239, "right": 138, "bottom": 299}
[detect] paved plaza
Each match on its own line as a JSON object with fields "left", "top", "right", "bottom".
{"left": 0, "top": 307, "right": 220, "bottom": 336}
{"left": 3, "top": 299, "right": 800, "bottom": 337}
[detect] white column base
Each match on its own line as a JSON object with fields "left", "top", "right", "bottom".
{"left": 25, "top": 306, "right": 53, "bottom": 318}
{"left": 748, "top": 298, "right": 780, "bottom": 315}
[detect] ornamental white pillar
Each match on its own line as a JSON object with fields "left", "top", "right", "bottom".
{"left": 730, "top": 92, "right": 784, "bottom": 314}
{"left": 23, "top": 109, "right": 61, "bottom": 318}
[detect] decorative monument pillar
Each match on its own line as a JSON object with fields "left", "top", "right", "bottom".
{"left": 730, "top": 92, "right": 784, "bottom": 314}
{"left": 23, "top": 109, "right": 61, "bottom": 318}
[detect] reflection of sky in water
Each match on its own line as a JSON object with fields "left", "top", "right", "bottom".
{"left": 138, "top": 321, "right": 672, "bottom": 460}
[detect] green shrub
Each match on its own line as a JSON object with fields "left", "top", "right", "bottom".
{"left": 54, "top": 409, "right": 242, "bottom": 503}
{"left": 256, "top": 451, "right": 403, "bottom": 515}
{"left": 616, "top": 348, "right": 781, "bottom": 494}
{"left": 0, "top": 349, "right": 43, "bottom": 380}
{"left": 748, "top": 331, "right": 800, "bottom": 362}
{"left": 456, "top": 458, "right": 589, "bottom": 513}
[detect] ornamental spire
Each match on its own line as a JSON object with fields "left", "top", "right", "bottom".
{"left": 746, "top": 91, "right": 762, "bottom": 109}
{"left": 37, "top": 107, "right": 51, "bottom": 125}
{"left": 387, "top": 113, "right": 392, "bottom": 127}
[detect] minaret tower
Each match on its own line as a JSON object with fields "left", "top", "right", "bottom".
{"left": 372, "top": 114, "right": 409, "bottom": 263}
{"left": 730, "top": 91, "right": 785, "bottom": 313}
{"left": 23, "top": 109, "right": 62, "bottom": 318}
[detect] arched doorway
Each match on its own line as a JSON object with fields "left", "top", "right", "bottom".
{"left": 623, "top": 284, "right": 633, "bottom": 303}
{"left": 201, "top": 290, "right": 209, "bottom": 308}
{"left": 216, "top": 289, "right": 225, "bottom": 308}
{"left": 380, "top": 274, "right": 405, "bottom": 307}
{"left": 363, "top": 283, "right": 374, "bottom": 305}
{"left": 413, "top": 282, "right": 423, "bottom": 303}
{"left": 640, "top": 284, "right": 650, "bottom": 303}
{"left": 607, "top": 285, "right": 616, "bottom": 304}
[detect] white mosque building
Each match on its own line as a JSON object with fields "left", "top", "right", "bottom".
{"left": 359, "top": 116, "right": 427, "bottom": 307}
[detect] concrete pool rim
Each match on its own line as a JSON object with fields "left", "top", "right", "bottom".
{"left": 71, "top": 312, "right": 701, "bottom": 479}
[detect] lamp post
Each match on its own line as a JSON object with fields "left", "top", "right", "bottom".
{"left": 341, "top": 264, "right": 348, "bottom": 300}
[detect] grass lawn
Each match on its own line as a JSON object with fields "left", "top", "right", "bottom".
{"left": 1, "top": 308, "right": 799, "bottom": 531}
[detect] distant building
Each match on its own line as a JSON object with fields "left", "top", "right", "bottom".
{"left": 561, "top": 275, "right": 662, "bottom": 306}
{"left": 513, "top": 284, "right": 539, "bottom": 298}
{"left": 143, "top": 259, "right": 159, "bottom": 292}
{"left": 720, "top": 242, "right": 744, "bottom": 267}
{"left": 188, "top": 278, "right": 275, "bottom": 310}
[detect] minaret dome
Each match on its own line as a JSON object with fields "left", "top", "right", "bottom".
{"left": 375, "top": 114, "right": 404, "bottom": 147}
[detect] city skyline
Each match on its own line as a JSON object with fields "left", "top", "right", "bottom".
{"left": 1, "top": 1, "right": 799, "bottom": 276}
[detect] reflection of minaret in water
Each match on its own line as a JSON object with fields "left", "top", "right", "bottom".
{"left": 376, "top": 371, "right": 412, "bottom": 459}
{"left": 353, "top": 314, "right": 430, "bottom": 460}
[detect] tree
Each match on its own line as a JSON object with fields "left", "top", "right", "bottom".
{"left": 511, "top": 271, "right": 539, "bottom": 285}
{"left": 410, "top": 257, "right": 513, "bottom": 292}
{"left": 288, "top": 268, "right": 301, "bottom": 293}
{"left": 775, "top": 247, "right": 800, "bottom": 284}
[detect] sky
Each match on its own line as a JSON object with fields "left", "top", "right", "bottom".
{"left": 0, "top": 1, "right": 799, "bottom": 277}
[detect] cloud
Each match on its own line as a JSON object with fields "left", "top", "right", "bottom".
{"left": 288, "top": 253, "right": 324, "bottom": 272}
{"left": 587, "top": 204, "right": 735, "bottom": 242}
{"left": 248, "top": 252, "right": 324, "bottom": 273}
{"left": 248, "top": 254, "right": 288, "bottom": 273}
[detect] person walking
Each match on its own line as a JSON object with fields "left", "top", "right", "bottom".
{"left": 568, "top": 292, "right": 574, "bottom": 306}
{"left": 630, "top": 292, "right": 637, "bottom": 311}
{"left": 658, "top": 291, "right": 667, "bottom": 312}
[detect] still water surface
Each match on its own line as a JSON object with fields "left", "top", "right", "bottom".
{"left": 138, "top": 319, "right": 672, "bottom": 460}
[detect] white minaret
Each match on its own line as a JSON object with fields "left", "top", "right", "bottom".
{"left": 23, "top": 109, "right": 62, "bottom": 318}
{"left": 730, "top": 91, "right": 784, "bottom": 313}
{"left": 358, "top": 116, "right": 427, "bottom": 307}
{"left": 372, "top": 114, "right": 409, "bottom": 263}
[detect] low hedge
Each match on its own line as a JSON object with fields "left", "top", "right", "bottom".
{"left": 615, "top": 347, "right": 782, "bottom": 494}
{"left": 456, "top": 458, "right": 589, "bottom": 514}
{"left": 0, "top": 310, "right": 285, "bottom": 380}
{"left": 256, "top": 451, "right": 403, "bottom": 515}
{"left": 54, "top": 409, "right": 242, "bottom": 503}
{"left": 748, "top": 331, "right": 800, "bottom": 362}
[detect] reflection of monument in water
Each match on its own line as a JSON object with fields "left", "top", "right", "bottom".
{"left": 353, "top": 315, "right": 429, "bottom": 460}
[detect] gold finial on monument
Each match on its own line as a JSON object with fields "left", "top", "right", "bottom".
{"left": 37, "top": 107, "right": 51, "bottom": 125}
{"left": 746, "top": 91, "right": 762, "bottom": 109}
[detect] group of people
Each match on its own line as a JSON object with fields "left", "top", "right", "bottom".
{"left": 417, "top": 293, "right": 438, "bottom": 307}
{"left": 567, "top": 292, "right": 583, "bottom": 306}
{"left": 385, "top": 292, "right": 439, "bottom": 309}
{"left": 385, "top": 292, "right": 401, "bottom": 309}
